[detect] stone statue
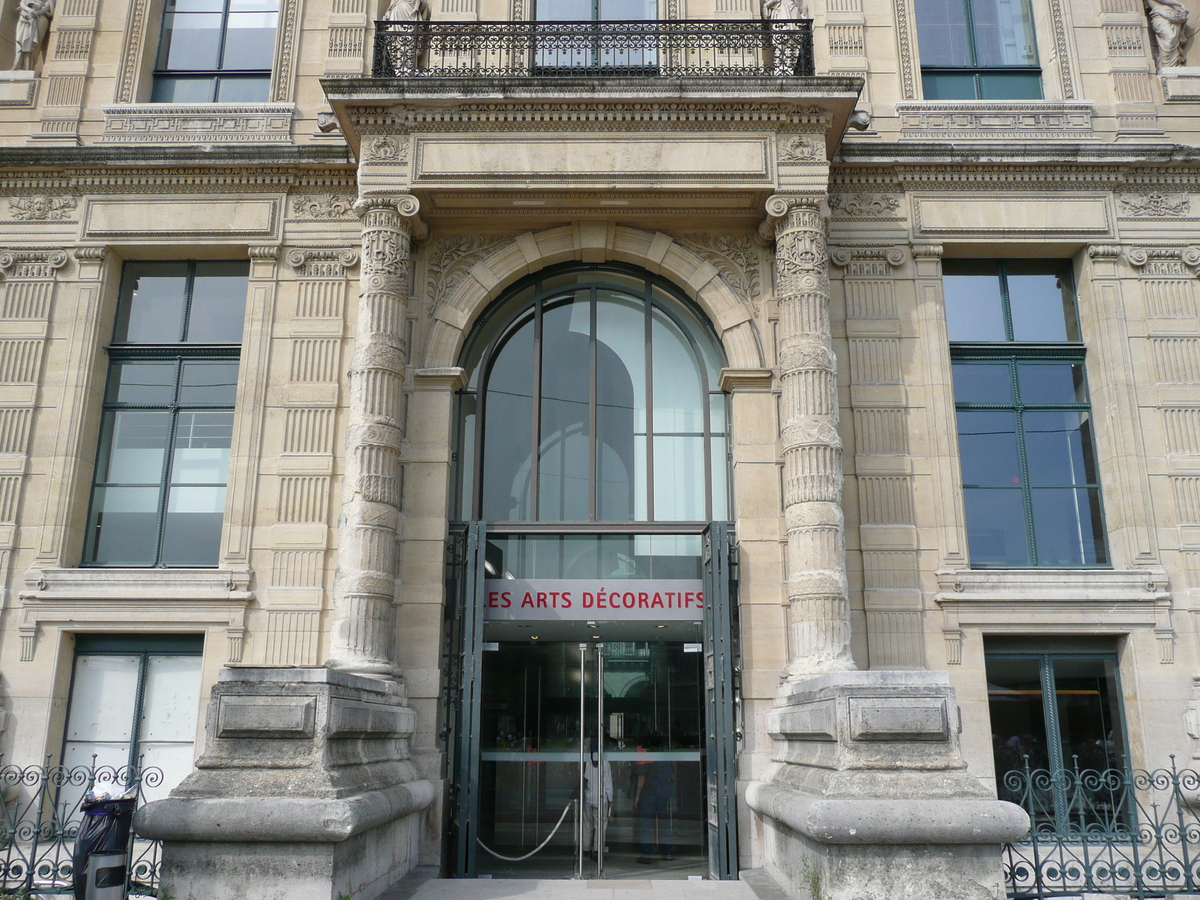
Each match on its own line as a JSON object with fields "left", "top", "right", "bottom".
{"left": 12, "top": 0, "right": 53, "bottom": 71}
{"left": 763, "top": 0, "right": 804, "bottom": 18}
{"left": 1146, "top": 0, "right": 1191, "bottom": 69}
{"left": 385, "top": 0, "right": 429, "bottom": 20}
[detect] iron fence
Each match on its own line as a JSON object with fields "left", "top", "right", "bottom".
{"left": 373, "top": 19, "right": 815, "bottom": 79}
{"left": 0, "top": 758, "right": 162, "bottom": 896}
{"left": 1003, "top": 756, "right": 1200, "bottom": 899}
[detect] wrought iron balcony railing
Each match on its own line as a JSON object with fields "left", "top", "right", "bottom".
{"left": 373, "top": 19, "right": 814, "bottom": 79}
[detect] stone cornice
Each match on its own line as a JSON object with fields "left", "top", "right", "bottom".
{"left": 0, "top": 144, "right": 353, "bottom": 172}
{"left": 0, "top": 164, "right": 357, "bottom": 194}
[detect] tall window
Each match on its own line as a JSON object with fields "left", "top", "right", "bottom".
{"left": 986, "top": 641, "right": 1127, "bottom": 832}
{"left": 62, "top": 634, "right": 204, "bottom": 805}
{"left": 84, "top": 261, "right": 247, "bottom": 567}
{"left": 915, "top": 0, "right": 1042, "bottom": 99}
{"left": 946, "top": 260, "right": 1106, "bottom": 568}
{"left": 456, "top": 265, "right": 728, "bottom": 524}
{"left": 151, "top": 0, "right": 280, "bottom": 102}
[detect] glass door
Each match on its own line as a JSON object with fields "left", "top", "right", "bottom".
{"left": 475, "top": 640, "right": 706, "bottom": 879}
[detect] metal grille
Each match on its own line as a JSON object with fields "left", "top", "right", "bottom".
{"left": 373, "top": 19, "right": 814, "bottom": 78}
{"left": 0, "top": 759, "right": 162, "bottom": 896}
{"left": 1003, "top": 756, "right": 1200, "bottom": 899}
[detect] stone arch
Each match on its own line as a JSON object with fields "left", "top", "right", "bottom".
{"left": 419, "top": 222, "right": 767, "bottom": 371}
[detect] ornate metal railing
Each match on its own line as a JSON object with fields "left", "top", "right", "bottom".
{"left": 1002, "top": 756, "right": 1200, "bottom": 899}
{"left": 0, "top": 758, "right": 163, "bottom": 896}
{"left": 373, "top": 19, "right": 814, "bottom": 78}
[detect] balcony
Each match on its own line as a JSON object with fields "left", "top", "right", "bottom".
{"left": 371, "top": 18, "right": 815, "bottom": 79}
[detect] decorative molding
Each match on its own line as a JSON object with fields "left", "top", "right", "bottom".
{"left": 0, "top": 249, "right": 69, "bottom": 279}
{"left": 271, "top": 0, "right": 301, "bottom": 102}
{"left": 1162, "top": 68, "right": 1200, "bottom": 101}
{"left": 892, "top": 0, "right": 916, "bottom": 99}
{"left": 286, "top": 248, "right": 360, "bottom": 277}
{"left": 348, "top": 102, "right": 836, "bottom": 134}
{"left": 895, "top": 102, "right": 1095, "bottom": 140}
{"left": 364, "top": 134, "right": 409, "bottom": 163}
{"left": 1046, "top": 0, "right": 1076, "bottom": 99}
{"left": 292, "top": 193, "right": 356, "bottom": 220}
{"left": 101, "top": 105, "right": 296, "bottom": 143}
{"left": 829, "top": 245, "right": 907, "bottom": 274}
{"left": 673, "top": 234, "right": 762, "bottom": 314}
{"left": 0, "top": 167, "right": 355, "bottom": 195}
{"left": 114, "top": 0, "right": 151, "bottom": 102}
{"left": 423, "top": 235, "right": 506, "bottom": 315}
{"left": 8, "top": 196, "right": 77, "bottom": 221}
{"left": 828, "top": 192, "right": 901, "bottom": 218}
{"left": 1117, "top": 191, "right": 1191, "bottom": 217}
{"left": 778, "top": 133, "right": 824, "bottom": 162}
{"left": 1127, "top": 246, "right": 1200, "bottom": 277}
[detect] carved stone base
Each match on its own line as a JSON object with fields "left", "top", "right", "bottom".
{"left": 136, "top": 668, "right": 434, "bottom": 900}
{"left": 746, "top": 671, "right": 1028, "bottom": 900}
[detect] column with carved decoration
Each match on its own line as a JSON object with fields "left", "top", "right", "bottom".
{"left": 769, "top": 194, "right": 855, "bottom": 678}
{"left": 328, "top": 195, "right": 421, "bottom": 678}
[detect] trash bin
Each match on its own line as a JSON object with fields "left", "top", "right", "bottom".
{"left": 72, "top": 795, "right": 136, "bottom": 900}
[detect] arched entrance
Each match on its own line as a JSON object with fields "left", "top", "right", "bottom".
{"left": 444, "top": 264, "right": 740, "bottom": 881}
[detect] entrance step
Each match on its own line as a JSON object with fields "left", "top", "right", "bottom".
{"left": 377, "top": 867, "right": 787, "bottom": 900}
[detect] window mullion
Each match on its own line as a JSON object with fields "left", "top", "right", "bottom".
{"left": 644, "top": 296, "right": 655, "bottom": 522}
{"left": 588, "top": 288, "right": 598, "bottom": 521}
{"left": 1010, "top": 359, "right": 1038, "bottom": 566}
{"left": 128, "top": 652, "right": 150, "bottom": 774}
{"left": 963, "top": 0, "right": 979, "bottom": 68}
{"left": 530, "top": 298, "right": 543, "bottom": 521}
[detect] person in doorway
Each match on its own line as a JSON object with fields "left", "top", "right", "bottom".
{"left": 633, "top": 733, "right": 675, "bottom": 864}
{"left": 582, "top": 736, "right": 613, "bottom": 862}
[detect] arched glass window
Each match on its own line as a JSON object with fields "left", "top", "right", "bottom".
{"left": 455, "top": 265, "right": 728, "bottom": 524}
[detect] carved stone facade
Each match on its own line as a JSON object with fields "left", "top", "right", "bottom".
{"left": 0, "top": 0, "right": 1197, "bottom": 896}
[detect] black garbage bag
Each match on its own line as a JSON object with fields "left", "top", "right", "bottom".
{"left": 72, "top": 796, "right": 136, "bottom": 900}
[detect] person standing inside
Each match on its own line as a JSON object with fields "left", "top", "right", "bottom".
{"left": 633, "top": 734, "right": 675, "bottom": 864}
{"left": 582, "top": 737, "right": 613, "bottom": 862}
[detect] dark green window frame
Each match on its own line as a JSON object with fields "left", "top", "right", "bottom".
{"left": 948, "top": 260, "right": 1108, "bottom": 568}
{"left": 916, "top": 0, "right": 1043, "bottom": 99}
{"left": 83, "top": 261, "right": 246, "bottom": 568}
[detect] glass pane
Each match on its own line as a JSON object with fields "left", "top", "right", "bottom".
{"left": 1016, "top": 362, "right": 1087, "bottom": 404}
{"left": 179, "top": 361, "right": 239, "bottom": 405}
{"left": 186, "top": 262, "right": 249, "bottom": 343}
{"left": 458, "top": 394, "right": 476, "bottom": 519}
{"left": 539, "top": 294, "right": 591, "bottom": 521}
{"left": 86, "top": 486, "right": 162, "bottom": 565}
{"left": 160, "top": 485, "right": 226, "bottom": 565}
{"left": 985, "top": 656, "right": 1050, "bottom": 789}
{"left": 943, "top": 264, "right": 1005, "bottom": 342}
{"left": 158, "top": 11, "right": 223, "bottom": 70}
{"left": 1023, "top": 410, "right": 1097, "bottom": 486}
{"left": 106, "top": 361, "right": 176, "bottom": 406}
{"left": 1052, "top": 657, "right": 1124, "bottom": 773}
{"left": 978, "top": 70, "right": 1043, "bottom": 99}
{"left": 596, "top": 292, "right": 646, "bottom": 522}
{"left": 95, "top": 411, "right": 171, "bottom": 484}
{"left": 600, "top": 0, "right": 655, "bottom": 17}
{"left": 215, "top": 74, "right": 271, "bottom": 102}
{"left": 151, "top": 75, "right": 215, "bottom": 102}
{"left": 222, "top": 12, "right": 279, "bottom": 69}
{"left": 172, "top": 411, "right": 233, "bottom": 484}
{"left": 957, "top": 410, "right": 1020, "bottom": 486}
{"left": 66, "top": 655, "right": 140, "bottom": 742}
{"left": 140, "top": 655, "right": 203, "bottom": 742}
{"left": 536, "top": 0, "right": 591, "bottom": 17}
{"left": 114, "top": 263, "right": 188, "bottom": 344}
{"left": 653, "top": 435, "right": 705, "bottom": 521}
{"left": 138, "top": 742, "right": 199, "bottom": 803}
{"left": 916, "top": 0, "right": 971, "bottom": 65}
{"left": 971, "top": 0, "right": 1038, "bottom": 66}
{"left": 964, "top": 487, "right": 1030, "bottom": 566}
{"left": 921, "top": 71, "right": 979, "bottom": 99}
{"left": 952, "top": 362, "right": 1013, "bottom": 404}
{"left": 652, "top": 308, "right": 704, "bottom": 434}
{"left": 710, "top": 435, "right": 728, "bottom": 521}
{"left": 483, "top": 315, "right": 535, "bottom": 520}
{"left": 1031, "top": 487, "right": 1106, "bottom": 566}
{"left": 1007, "top": 262, "right": 1077, "bottom": 342}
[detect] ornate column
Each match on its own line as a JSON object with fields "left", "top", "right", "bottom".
{"left": 768, "top": 194, "right": 855, "bottom": 678}
{"left": 328, "top": 195, "right": 421, "bottom": 678}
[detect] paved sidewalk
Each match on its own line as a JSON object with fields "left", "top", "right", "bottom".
{"left": 378, "top": 867, "right": 790, "bottom": 900}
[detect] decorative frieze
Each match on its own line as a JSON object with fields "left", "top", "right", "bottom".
{"left": 778, "top": 134, "right": 824, "bottom": 162}
{"left": 52, "top": 29, "right": 91, "bottom": 61}
{"left": 849, "top": 339, "right": 902, "bottom": 384}
{"left": 289, "top": 339, "right": 340, "bottom": 383}
{"left": 291, "top": 194, "right": 355, "bottom": 220}
{"left": 1128, "top": 246, "right": 1200, "bottom": 278}
{"left": 1105, "top": 24, "right": 1146, "bottom": 55}
{"left": 0, "top": 250, "right": 68, "bottom": 280}
{"left": 297, "top": 281, "right": 346, "bottom": 320}
{"left": 286, "top": 248, "right": 359, "bottom": 278}
{"left": 673, "top": 235, "right": 762, "bottom": 313}
{"left": 859, "top": 476, "right": 915, "bottom": 524}
{"left": 1144, "top": 280, "right": 1197, "bottom": 318}
{"left": 828, "top": 193, "right": 901, "bottom": 219}
{"left": 7, "top": 195, "right": 77, "bottom": 221}
{"left": 423, "top": 234, "right": 507, "bottom": 315}
{"left": 277, "top": 476, "right": 331, "bottom": 524}
{"left": 853, "top": 408, "right": 908, "bottom": 456}
{"left": 1163, "top": 408, "right": 1200, "bottom": 455}
{"left": 827, "top": 24, "right": 864, "bottom": 55}
{"left": 283, "top": 407, "right": 336, "bottom": 456}
{"left": 101, "top": 105, "right": 296, "bottom": 143}
{"left": 1151, "top": 337, "right": 1200, "bottom": 383}
{"left": 895, "top": 102, "right": 1095, "bottom": 140}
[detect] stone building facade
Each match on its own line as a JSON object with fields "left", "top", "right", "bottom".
{"left": 0, "top": 0, "right": 1198, "bottom": 895}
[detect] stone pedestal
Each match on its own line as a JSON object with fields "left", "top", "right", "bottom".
{"left": 747, "top": 671, "right": 1028, "bottom": 900}
{"left": 136, "top": 667, "right": 434, "bottom": 900}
